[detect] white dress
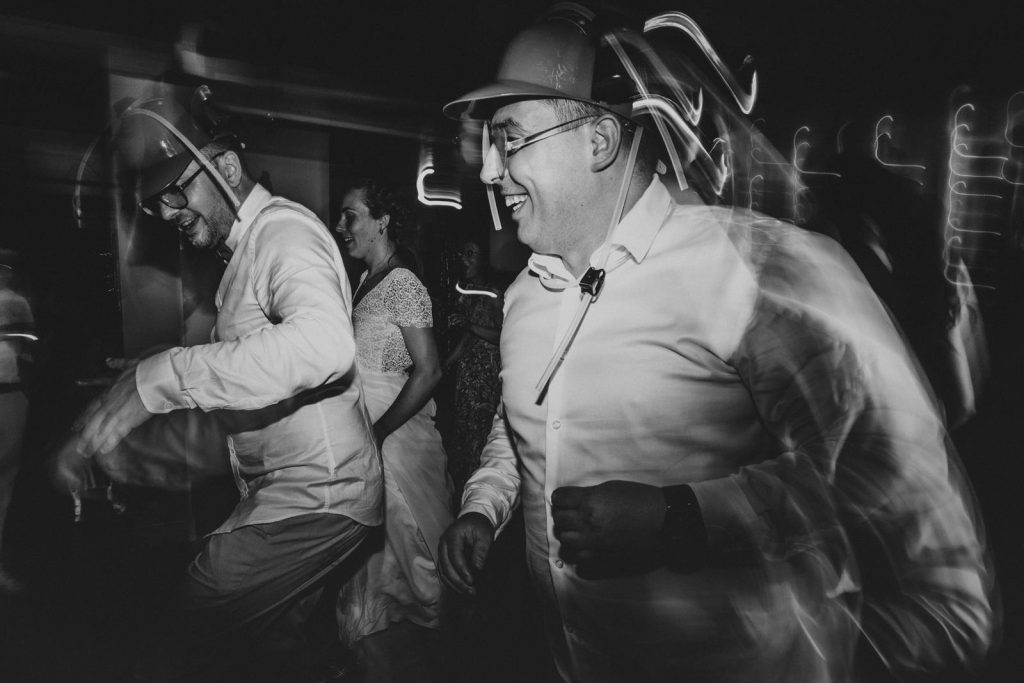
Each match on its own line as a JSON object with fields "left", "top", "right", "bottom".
{"left": 337, "top": 267, "right": 453, "bottom": 645}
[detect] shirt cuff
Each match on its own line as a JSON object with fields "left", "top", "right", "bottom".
{"left": 459, "top": 501, "right": 500, "bottom": 530}
{"left": 689, "top": 474, "right": 765, "bottom": 558}
{"left": 136, "top": 350, "right": 195, "bottom": 414}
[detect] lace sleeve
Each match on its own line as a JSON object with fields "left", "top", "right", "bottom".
{"left": 385, "top": 268, "right": 433, "bottom": 328}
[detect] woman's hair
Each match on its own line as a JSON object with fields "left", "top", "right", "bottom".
{"left": 348, "top": 177, "right": 421, "bottom": 274}
{"left": 350, "top": 178, "right": 412, "bottom": 240}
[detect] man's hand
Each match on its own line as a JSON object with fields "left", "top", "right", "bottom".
{"left": 551, "top": 480, "right": 666, "bottom": 577}
{"left": 437, "top": 512, "right": 495, "bottom": 596}
{"left": 75, "top": 365, "right": 152, "bottom": 458}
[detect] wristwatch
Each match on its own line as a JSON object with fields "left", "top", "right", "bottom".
{"left": 661, "top": 485, "right": 708, "bottom": 572}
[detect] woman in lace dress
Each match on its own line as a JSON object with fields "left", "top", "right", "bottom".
{"left": 333, "top": 179, "right": 452, "bottom": 647}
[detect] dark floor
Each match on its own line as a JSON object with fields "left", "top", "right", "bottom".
{"left": 0, "top": 455, "right": 559, "bottom": 683}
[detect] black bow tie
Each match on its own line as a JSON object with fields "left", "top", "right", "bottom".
{"left": 215, "top": 243, "right": 234, "bottom": 264}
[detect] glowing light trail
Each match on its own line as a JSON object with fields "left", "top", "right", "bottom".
{"left": 643, "top": 12, "right": 758, "bottom": 114}
{"left": 455, "top": 282, "right": 498, "bottom": 299}
{"left": 416, "top": 166, "right": 461, "bottom": 210}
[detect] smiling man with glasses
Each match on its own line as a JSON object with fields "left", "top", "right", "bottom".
{"left": 139, "top": 149, "right": 233, "bottom": 249}
{"left": 139, "top": 150, "right": 224, "bottom": 214}
{"left": 74, "top": 99, "right": 382, "bottom": 681}
{"left": 437, "top": 5, "right": 993, "bottom": 683}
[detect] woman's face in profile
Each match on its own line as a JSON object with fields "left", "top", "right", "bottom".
{"left": 335, "top": 187, "right": 379, "bottom": 262}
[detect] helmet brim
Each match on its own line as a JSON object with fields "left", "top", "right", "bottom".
{"left": 444, "top": 79, "right": 634, "bottom": 122}
{"left": 139, "top": 152, "right": 193, "bottom": 203}
{"left": 444, "top": 79, "right": 611, "bottom": 120}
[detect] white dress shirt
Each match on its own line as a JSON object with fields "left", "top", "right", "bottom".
{"left": 137, "top": 184, "right": 382, "bottom": 533}
{"left": 461, "top": 177, "right": 992, "bottom": 682}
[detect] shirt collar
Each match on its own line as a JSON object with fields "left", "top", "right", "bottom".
{"left": 223, "top": 183, "right": 272, "bottom": 255}
{"left": 527, "top": 175, "right": 676, "bottom": 289}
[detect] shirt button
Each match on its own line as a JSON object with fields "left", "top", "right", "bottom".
{"left": 163, "top": 401, "right": 174, "bottom": 410}
{"left": 555, "top": 559, "right": 564, "bottom": 569}
{"left": 551, "top": 419, "right": 561, "bottom": 430}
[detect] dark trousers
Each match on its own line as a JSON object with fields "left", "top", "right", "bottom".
{"left": 137, "top": 512, "right": 370, "bottom": 683}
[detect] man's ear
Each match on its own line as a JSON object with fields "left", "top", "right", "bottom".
{"left": 590, "top": 116, "right": 623, "bottom": 172}
{"left": 215, "top": 151, "right": 244, "bottom": 188}
{"left": 379, "top": 213, "right": 390, "bottom": 232}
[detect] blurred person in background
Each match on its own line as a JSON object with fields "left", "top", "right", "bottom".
{"left": 442, "top": 239, "right": 503, "bottom": 497}
{"left": 72, "top": 97, "right": 382, "bottom": 682}
{"left": 805, "top": 140, "right": 988, "bottom": 431}
{"left": 0, "top": 256, "right": 34, "bottom": 594}
{"left": 438, "top": 6, "right": 995, "bottom": 682}
{"left": 333, "top": 178, "right": 451, "bottom": 678}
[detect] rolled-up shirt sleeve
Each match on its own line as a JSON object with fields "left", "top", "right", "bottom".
{"left": 136, "top": 212, "right": 354, "bottom": 414}
{"left": 460, "top": 401, "right": 521, "bottom": 534}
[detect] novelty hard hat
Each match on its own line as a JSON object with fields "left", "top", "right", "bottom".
{"left": 116, "top": 96, "right": 212, "bottom": 202}
{"left": 443, "top": 8, "right": 637, "bottom": 121}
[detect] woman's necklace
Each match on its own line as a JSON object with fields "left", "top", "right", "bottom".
{"left": 354, "top": 248, "right": 397, "bottom": 306}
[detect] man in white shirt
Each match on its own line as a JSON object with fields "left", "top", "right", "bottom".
{"left": 438, "top": 9, "right": 994, "bottom": 682}
{"left": 75, "top": 106, "right": 382, "bottom": 680}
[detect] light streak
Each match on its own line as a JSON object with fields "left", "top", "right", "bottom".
{"left": 605, "top": 33, "right": 692, "bottom": 189}
{"left": 455, "top": 282, "right": 498, "bottom": 298}
{"left": 948, "top": 180, "right": 1003, "bottom": 201}
{"left": 942, "top": 102, "right": 1003, "bottom": 291}
{"left": 610, "top": 31, "right": 703, "bottom": 125}
{"left": 791, "top": 126, "right": 841, "bottom": 178}
{"left": 1003, "top": 91, "right": 1024, "bottom": 148}
{"left": 643, "top": 12, "right": 758, "bottom": 114}
{"left": 0, "top": 333, "right": 39, "bottom": 342}
{"left": 631, "top": 95, "right": 728, "bottom": 195}
{"left": 948, "top": 104, "right": 1013, "bottom": 181}
{"left": 748, "top": 174, "right": 764, "bottom": 212}
{"left": 872, "top": 115, "right": 927, "bottom": 178}
{"left": 416, "top": 166, "right": 462, "bottom": 210}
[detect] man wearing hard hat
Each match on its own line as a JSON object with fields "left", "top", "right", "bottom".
{"left": 74, "top": 93, "right": 383, "bottom": 680}
{"left": 438, "top": 5, "right": 994, "bottom": 682}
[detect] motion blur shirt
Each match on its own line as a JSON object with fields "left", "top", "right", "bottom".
{"left": 137, "top": 184, "right": 383, "bottom": 534}
{"left": 461, "top": 177, "right": 991, "bottom": 682}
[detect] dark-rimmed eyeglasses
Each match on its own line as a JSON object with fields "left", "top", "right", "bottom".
{"left": 140, "top": 152, "right": 226, "bottom": 217}
{"left": 483, "top": 115, "right": 598, "bottom": 180}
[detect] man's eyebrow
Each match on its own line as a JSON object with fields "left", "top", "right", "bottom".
{"left": 490, "top": 117, "right": 522, "bottom": 131}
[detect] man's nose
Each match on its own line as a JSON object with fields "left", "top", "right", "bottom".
{"left": 479, "top": 143, "right": 504, "bottom": 186}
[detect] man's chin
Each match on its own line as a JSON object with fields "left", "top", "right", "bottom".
{"left": 187, "top": 234, "right": 211, "bottom": 249}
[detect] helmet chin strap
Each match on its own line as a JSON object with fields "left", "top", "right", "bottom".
{"left": 123, "top": 104, "right": 242, "bottom": 218}
{"left": 534, "top": 124, "right": 644, "bottom": 403}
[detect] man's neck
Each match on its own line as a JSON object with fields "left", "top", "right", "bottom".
{"left": 560, "top": 170, "right": 652, "bottom": 279}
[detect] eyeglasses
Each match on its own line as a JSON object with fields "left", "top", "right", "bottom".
{"left": 140, "top": 152, "right": 226, "bottom": 217}
{"left": 484, "top": 115, "right": 597, "bottom": 180}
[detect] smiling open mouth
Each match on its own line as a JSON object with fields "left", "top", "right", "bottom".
{"left": 504, "top": 194, "right": 527, "bottom": 213}
{"left": 178, "top": 215, "right": 198, "bottom": 233}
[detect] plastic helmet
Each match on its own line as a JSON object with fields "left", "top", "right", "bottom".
{"left": 115, "top": 86, "right": 237, "bottom": 204}
{"left": 442, "top": 2, "right": 640, "bottom": 121}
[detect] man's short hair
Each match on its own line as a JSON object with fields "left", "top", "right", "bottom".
{"left": 200, "top": 135, "right": 250, "bottom": 177}
{"left": 541, "top": 98, "right": 656, "bottom": 180}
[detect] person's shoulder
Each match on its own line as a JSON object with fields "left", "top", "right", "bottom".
{"left": 386, "top": 267, "right": 428, "bottom": 295}
{"left": 669, "top": 204, "right": 838, "bottom": 258}
{"left": 502, "top": 267, "right": 537, "bottom": 303}
{"left": 251, "top": 198, "right": 333, "bottom": 251}
{"left": 388, "top": 266, "right": 423, "bottom": 283}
